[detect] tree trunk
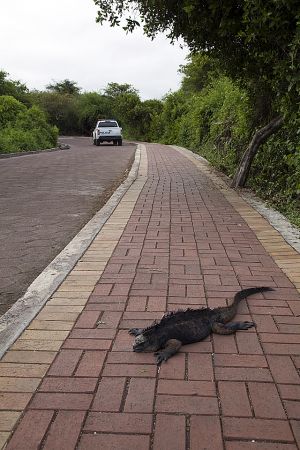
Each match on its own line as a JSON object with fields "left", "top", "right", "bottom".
{"left": 231, "top": 116, "right": 283, "bottom": 189}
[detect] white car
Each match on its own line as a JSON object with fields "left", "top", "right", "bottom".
{"left": 92, "top": 119, "right": 122, "bottom": 146}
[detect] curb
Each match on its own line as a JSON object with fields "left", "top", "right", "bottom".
{"left": 0, "top": 146, "right": 70, "bottom": 159}
{"left": 0, "top": 145, "right": 141, "bottom": 358}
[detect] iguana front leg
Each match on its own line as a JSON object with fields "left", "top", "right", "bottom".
{"left": 154, "top": 339, "right": 182, "bottom": 365}
{"left": 212, "top": 321, "right": 255, "bottom": 335}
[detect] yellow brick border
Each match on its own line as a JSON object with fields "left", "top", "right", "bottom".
{"left": 0, "top": 145, "right": 148, "bottom": 448}
{"left": 172, "top": 145, "right": 300, "bottom": 293}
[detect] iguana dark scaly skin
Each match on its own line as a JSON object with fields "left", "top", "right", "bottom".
{"left": 129, "top": 287, "right": 273, "bottom": 364}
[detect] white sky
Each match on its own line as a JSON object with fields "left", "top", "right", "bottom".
{"left": 0, "top": 0, "right": 188, "bottom": 100}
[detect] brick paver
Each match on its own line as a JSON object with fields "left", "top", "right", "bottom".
{"left": 1, "top": 143, "right": 300, "bottom": 449}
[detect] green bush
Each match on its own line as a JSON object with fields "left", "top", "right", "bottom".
{"left": 0, "top": 71, "right": 30, "bottom": 106}
{"left": 157, "top": 90, "right": 188, "bottom": 144}
{"left": 75, "top": 92, "right": 113, "bottom": 135}
{"left": 153, "top": 73, "right": 299, "bottom": 226}
{"left": 30, "top": 91, "right": 78, "bottom": 135}
{"left": 248, "top": 120, "right": 300, "bottom": 226}
{"left": 0, "top": 95, "right": 26, "bottom": 128}
{"left": 161, "top": 77, "right": 251, "bottom": 176}
{"left": 0, "top": 97, "right": 58, "bottom": 153}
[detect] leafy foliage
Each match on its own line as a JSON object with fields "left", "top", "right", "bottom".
{"left": 0, "top": 96, "right": 58, "bottom": 153}
{"left": 155, "top": 76, "right": 252, "bottom": 176}
{"left": 104, "top": 82, "right": 138, "bottom": 98}
{"left": 0, "top": 95, "right": 26, "bottom": 128}
{"left": 0, "top": 71, "right": 30, "bottom": 105}
{"left": 46, "top": 79, "right": 81, "bottom": 95}
{"left": 150, "top": 54, "right": 299, "bottom": 226}
{"left": 248, "top": 123, "right": 300, "bottom": 226}
{"left": 93, "top": 0, "right": 300, "bottom": 193}
{"left": 75, "top": 92, "right": 114, "bottom": 135}
{"left": 1, "top": 61, "right": 298, "bottom": 225}
{"left": 93, "top": 0, "right": 300, "bottom": 104}
{"left": 179, "top": 54, "right": 221, "bottom": 94}
{"left": 30, "top": 90, "right": 79, "bottom": 135}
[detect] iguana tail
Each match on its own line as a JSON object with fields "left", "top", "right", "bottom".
{"left": 233, "top": 287, "right": 274, "bottom": 306}
{"left": 216, "top": 286, "right": 274, "bottom": 323}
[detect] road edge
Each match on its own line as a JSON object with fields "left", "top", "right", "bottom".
{"left": 0, "top": 144, "right": 141, "bottom": 358}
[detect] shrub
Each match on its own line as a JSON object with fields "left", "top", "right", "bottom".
{"left": 162, "top": 77, "right": 252, "bottom": 176}
{"left": 0, "top": 97, "right": 58, "bottom": 153}
{"left": 0, "top": 95, "right": 26, "bottom": 128}
{"left": 249, "top": 120, "right": 300, "bottom": 226}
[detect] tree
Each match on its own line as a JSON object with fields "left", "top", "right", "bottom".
{"left": 75, "top": 92, "right": 114, "bottom": 135}
{"left": 139, "top": 99, "right": 163, "bottom": 141}
{"left": 102, "top": 82, "right": 142, "bottom": 137}
{"left": 30, "top": 91, "right": 78, "bottom": 134}
{"left": 104, "top": 82, "right": 138, "bottom": 98}
{"left": 46, "top": 79, "right": 81, "bottom": 95}
{"left": 0, "top": 71, "right": 30, "bottom": 105}
{"left": 112, "top": 91, "right": 141, "bottom": 134}
{"left": 179, "top": 54, "right": 221, "bottom": 94}
{"left": 93, "top": 0, "right": 300, "bottom": 187}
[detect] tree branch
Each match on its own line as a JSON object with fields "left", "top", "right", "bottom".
{"left": 231, "top": 116, "right": 284, "bottom": 188}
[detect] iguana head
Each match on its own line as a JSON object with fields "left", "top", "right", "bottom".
{"left": 133, "top": 331, "right": 162, "bottom": 353}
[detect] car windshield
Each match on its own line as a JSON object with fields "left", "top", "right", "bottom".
{"left": 97, "top": 121, "right": 118, "bottom": 127}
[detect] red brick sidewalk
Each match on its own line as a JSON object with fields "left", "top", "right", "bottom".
{"left": 3, "top": 144, "right": 300, "bottom": 449}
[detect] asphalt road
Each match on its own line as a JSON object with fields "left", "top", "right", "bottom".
{"left": 0, "top": 137, "right": 136, "bottom": 315}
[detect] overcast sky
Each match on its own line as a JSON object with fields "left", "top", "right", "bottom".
{"left": 0, "top": 0, "right": 188, "bottom": 100}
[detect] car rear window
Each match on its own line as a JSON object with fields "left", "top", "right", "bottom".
{"left": 97, "top": 121, "right": 118, "bottom": 127}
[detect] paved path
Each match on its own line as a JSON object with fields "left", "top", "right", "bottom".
{"left": 1, "top": 143, "right": 300, "bottom": 449}
{"left": 0, "top": 138, "right": 135, "bottom": 315}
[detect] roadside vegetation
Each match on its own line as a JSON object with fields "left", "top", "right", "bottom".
{"left": 0, "top": 72, "right": 58, "bottom": 153}
{"left": 93, "top": 0, "right": 300, "bottom": 225}
{"left": 0, "top": 0, "right": 299, "bottom": 225}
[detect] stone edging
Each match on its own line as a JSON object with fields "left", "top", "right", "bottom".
{"left": 0, "top": 144, "right": 142, "bottom": 358}
{"left": 242, "top": 191, "right": 300, "bottom": 253}
{"left": 0, "top": 145, "right": 69, "bottom": 159}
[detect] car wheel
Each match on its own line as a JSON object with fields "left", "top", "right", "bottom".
{"left": 113, "top": 140, "right": 117, "bottom": 145}
{"left": 118, "top": 140, "right": 123, "bottom": 146}
{"left": 96, "top": 140, "right": 100, "bottom": 146}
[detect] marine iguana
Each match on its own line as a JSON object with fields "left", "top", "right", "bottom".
{"left": 129, "top": 287, "right": 273, "bottom": 364}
